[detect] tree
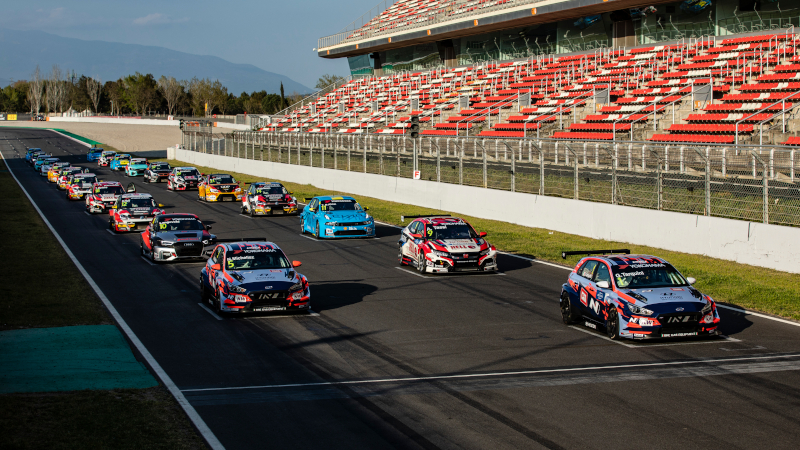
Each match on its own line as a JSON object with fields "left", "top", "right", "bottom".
{"left": 123, "top": 72, "right": 158, "bottom": 115}
{"left": 315, "top": 74, "right": 346, "bottom": 90}
{"left": 280, "top": 82, "right": 286, "bottom": 111}
{"left": 28, "top": 66, "right": 43, "bottom": 114}
{"left": 86, "top": 77, "right": 102, "bottom": 114}
{"left": 157, "top": 76, "right": 183, "bottom": 115}
{"left": 45, "top": 65, "right": 62, "bottom": 114}
{"left": 104, "top": 80, "right": 124, "bottom": 115}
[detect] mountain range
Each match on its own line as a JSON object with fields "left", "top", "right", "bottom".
{"left": 0, "top": 28, "right": 311, "bottom": 95}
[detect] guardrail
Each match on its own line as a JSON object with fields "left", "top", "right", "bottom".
{"left": 180, "top": 130, "right": 800, "bottom": 227}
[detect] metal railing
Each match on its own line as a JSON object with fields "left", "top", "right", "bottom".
{"left": 180, "top": 131, "right": 800, "bottom": 227}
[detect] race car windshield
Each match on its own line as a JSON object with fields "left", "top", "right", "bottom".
{"left": 151, "top": 163, "right": 170, "bottom": 170}
{"left": 611, "top": 264, "right": 688, "bottom": 289}
{"left": 176, "top": 169, "right": 199, "bottom": 177}
{"left": 320, "top": 200, "right": 360, "bottom": 211}
{"left": 157, "top": 218, "right": 204, "bottom": 231}
{"left": 256, "top": 186, "right": 286, "bottom": 195}
{"left": 225, "top": 252, "right": 291, "bottom": 270}
{"left": 209, "top": 175, "right": 235, "bottom": 184}
{"left": 95, "top": 186, "right": 124, "bottom": 195}
{"left": 427, "top": 224, "right": 475, "bottom": 240}
{"left": 73, "top": 176, "right": 97, "bottom": 186}
{"left": 120, "top": 198, "right": 155, "bottom": 208}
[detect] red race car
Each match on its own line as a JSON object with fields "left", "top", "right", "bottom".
{"left": 85, "top": 181, "right": 125, "bottom": 214}
{"left": 108, "top": 193, "right": 165, "bottom": 232}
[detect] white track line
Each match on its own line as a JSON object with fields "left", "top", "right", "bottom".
{"left": 180, "top": 352, "right": 800, "bottom": 393}
{"left": 106, "top": 229, "right": 116, "bottom": 235}
{"left": 717, "top": 304, "right": 800, "bottom": 329}
{"left": 139, "top": 255, "right": 157, "bottom": 267}
{"left": 198, "top": 303, "right": 224, "bottom": 321}
{"left": 568, "top": 325, "right": 739, "bottom": 348}
{"left": 1, "top": 148, "right": 225, "bottom": 450}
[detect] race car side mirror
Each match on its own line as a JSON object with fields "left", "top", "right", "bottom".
{"left": 206, "top": 225, "right": 212, "bottom": 230}
{"left": 292, "top": 261, "right": 302, "bottom": 267}
{"left": 479, "top": 232, "right": 488, "bottom": 238}
{"left": 686, "top": 277, "right": 696, "bottom": 285}
{"left": 210, "top": 264, "right": 221, "bottom": 271}
{"left": 364, "top": 207, "right": 370, "bottom": 211}
{"left": 410, "top": 233, "right": 422, "bottom": 239}
{"left": 158, "top": 203, "right": 165, "bottom": 208}
{"left": 596, "top": 281, "right": 610, "bottom": 289}
{"left": 126, "top": 182, "right": 136, "bottom": 193}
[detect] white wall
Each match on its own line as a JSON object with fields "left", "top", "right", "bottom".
{"left": 49, "top": 117, "right": 252, "bottom": 130}
{"left": 170, "top": 148, "right": 800, "bottom": 274}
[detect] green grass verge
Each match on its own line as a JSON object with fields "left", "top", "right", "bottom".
{"left": 0, "top": 156, "right": 206, "bottom": 449}
{"left": 160, "top": 157, "right": 800, "bottom": 321}
{"left": 0, "top": 388, "right": 205, "bottom": 450}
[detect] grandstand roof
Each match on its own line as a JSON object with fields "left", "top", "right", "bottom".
{"left": 318, "top": 0, "right": 674, "bottom": 59}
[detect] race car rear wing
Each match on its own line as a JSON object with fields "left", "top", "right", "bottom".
{"left": 400, "top": 214, "right": 451, "bottom": 222}
{"left": 561, "top": 249, "right": 630, "bottom": 259}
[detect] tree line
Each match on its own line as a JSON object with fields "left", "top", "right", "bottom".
{"left": 0, "top": 65, "right": 327, "bottom": 117}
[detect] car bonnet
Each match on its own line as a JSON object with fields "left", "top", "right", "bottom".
{"left": 229, "top": 268, "right": 299, "bottom": 291}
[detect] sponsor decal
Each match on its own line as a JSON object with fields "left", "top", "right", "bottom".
{"left": 258, "top": 293, "right": 282, "bottom": 300}
{"left": 675, "top": 307, "right": 684, "bottom": 311}
{"left": 587, "top": 298, "right": 602, "bottom": 315}
{"left": 584, "top": 321, "right": 597, "bottom": 330}
{"left": 580, "top": 289, "right": 588, "bottom": 306}
{"left": 628, "top": 263, "right": 666, "bottom": 268}
{"left": 663, "top": 332, "right": 698, "bottom": 338}
{"left": 671, "top": 288, "right": 685, "bottom": 291}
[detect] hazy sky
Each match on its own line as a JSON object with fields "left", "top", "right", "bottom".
{"left": 0, "top": 0, "right": 380, "bottom": 90}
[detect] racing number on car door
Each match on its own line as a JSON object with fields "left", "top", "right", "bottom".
{"left": 576, "top": 260, "right": 600, "bottom": 316}
{"left": 591, "top": 263, "right": 613, "bottom": 320}
{"left": 208, "top": 247, "right": 223, "bottom": 288}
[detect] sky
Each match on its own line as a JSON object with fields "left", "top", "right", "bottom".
{"left": 0, "top": 0, "right": 381, "bottom": 89}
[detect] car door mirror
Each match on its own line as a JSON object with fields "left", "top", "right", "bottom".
{"left": 596, "top": 281, "right": 610, "bottom": 289}
{"left": 126, "top": 182, "right": 136, "bottom": 193}
{"left": 479, "top": 232, "right": 488, "bottom": 238}
{"left": 292, "top": 261, "right": 302, "bottom": 267}
{"left": 410, "top": 233, "right": 422, "bottom": 239}
{"left": 157, "top": 203, "right": 164, "bottom": 208}
{"left": 363, "top": 206, "right": 370, "bottom": 211}
{"left": 206, "top": 225, "right": 212, "bottom": 230}
{"left": 210, "top": 263, "right": 221, "bottom": 271}
{"left": 686, "top": 277, "right": 696, "bottom": 285}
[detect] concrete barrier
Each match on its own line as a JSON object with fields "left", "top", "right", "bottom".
{"left": 49, "top": 117, "right": 179, "bottom": 126}
{"left": 170, "top": 147, "right": 800, "bottom": 274}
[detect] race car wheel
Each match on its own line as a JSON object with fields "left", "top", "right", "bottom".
{"left": 300, "top": 218, "right": 306, "bottom": 234}
{"left": 108, "top": 219, "right": 115, "bottom": 232}
{"left": 249, "top": 205, "right": 255, "bottom": 218}
{"left": 314, "top": 222, "right": 320, "bottom": 239}
{"left": 417, "top": 253, "right": 427, "bottom": 274}
{"left": 398, "top": 245, "right": 406, "bottom": 266}
{"left": 214, "top": 288, "right": 224, "bottom": 314}
{"left": 560, "top": 292, "right": 580, "bottom": 325}
{"left": 606, "top": 307, "right": 620, "bottom": 340}
{"left": 200, "top": 279, "right": 208, "bottom": 303}
{"left": 140, "top": 240, "right": 145, "bottom": 256}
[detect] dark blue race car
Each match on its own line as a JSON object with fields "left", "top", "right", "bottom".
{"left": 87, "top": 147, "right": 104, "bottom": 162}
{"left": 559, "top": 250, "right": 720, "bottom": 341}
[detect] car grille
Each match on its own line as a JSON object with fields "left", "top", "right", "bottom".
{"left": 334, "top": 230, "right": 368, "bottom": 236}
{"left": 657, "top": 312, "right": 702, "bottom": 332}
{"left": 217, "top": 185, "right": 235, "bottom": 192}
{"left": 448, "top": 253, "right": 480, "bottom": 266}
{"left": 331, "top": 221, "right": 371, "bottom": 226}
{"left": 173, "top": 242, "right": 203, "bottom": 257}
{"left": 248, "top": 291, "right": 289, "bottom": 306}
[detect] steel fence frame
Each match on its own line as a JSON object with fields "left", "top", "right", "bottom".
{"left": 179, "top": 131, "right": 800, "bottom": 227}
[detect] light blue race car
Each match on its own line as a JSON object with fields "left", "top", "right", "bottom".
{"left": 300, "top": 195, "right": 375, "bottom": 239}
{"left": 125, "top": 158, "right": 149, "bottom": 177}
{"left": 110, "top": 154, "right": 132, "bottom": 171}
{"left": 87, "top": 147, "right": 104, "bottom": 162}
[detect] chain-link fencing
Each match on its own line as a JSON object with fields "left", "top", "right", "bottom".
{"left": 179, "top": 131, "right": 800, "bottom": 227}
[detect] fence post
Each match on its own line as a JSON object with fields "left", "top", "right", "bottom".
{"left": 751, "top": 151, "right": 769, "bottom": 224}
{"left": 436, "top": 142, "right": 441, "bottom": 182}
{"left": 791, "top": 149, "right": 795, "bottom": 183}
{"left": 347, "top": 137, "right": 351, "bottom": 171}
{"left": 564, "top": 143, "right": 579, "bottom": 200}
{"left": 531, "top": 141, "right": 545, "bottom": 195}
{"left": 482, "top": 143, "right": 488, "bottom": 188}
{"left": 363, "top": 136, "right": 367, "bottom": 173}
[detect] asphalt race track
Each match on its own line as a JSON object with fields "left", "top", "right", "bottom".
{"left": 4, "top": 128, "right": 800, "bottom": 450}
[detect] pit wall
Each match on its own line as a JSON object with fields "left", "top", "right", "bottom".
{"left": 47, "top": 117, "right": 251, "bottom": 130}
{"left": 169, "top": 147, "right": 800, "bottom": 274}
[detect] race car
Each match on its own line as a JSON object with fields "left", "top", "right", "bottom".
{"left": 398, "top": 215, "right": 498, "bottom": 274}
{"left": 86, "top": 147, "right": 105, "bottom": 162}
{"left": 57, "top": 167, "right": 85, "bottom": 190}
{"left": 98, "top": 151, "right": 117, "bottom": 167}
{"left": 124, "top": 158, "right": 149, "bottom": 177}
{"left": 34, "top": 156, "right": 59, "bottom": 173}
{"left": 108, "top": 193, "right": 165, "bottom": 232}
{"left": 65, "top": 173, "right": 99, "bottom": 200}
{"left": 29, "top": 152, "right": 52, "bottom": 167}
{"left": 37, "top": 158, "right": 61, "bottom": 176}
{"left": 46, "top": 162, "right": 71, "bottom": 182}
{"left": 143, "top": 162, "right": 172, "bottom": 183}
{"left": 198, "top": 173, "right": 243, "bottom": 202}
{"left": 559, "top": 250, "right": 720, "bottom": 340}
{"left": 85, "top": 181, "right": 126, "bottom": 213}
{"left": 167, "top": 167, "right": 201, "bottom": 191}
{"left": 139, "top": 213, "right": 216, "bottom": 262}
{"left": 199, "top": 240, "right": 310, "bottom": 314}
{"left": 300, "top": 196, "right": 374, "bottom": 238}
{"left": 680, "top": 0, "right": 711, "bottom": 14}
{"left": 25, "top": 148, "right": 45, "bottom": 162}
{"left": 109, "top": 154, "right": 131, "bottom": 171}
{"left": 241, "top": 182, "right": 298, "bottom": 216}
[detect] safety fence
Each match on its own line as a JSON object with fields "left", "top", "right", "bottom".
{"left": 180, "top": 131, "right": 800, "bottom": 227}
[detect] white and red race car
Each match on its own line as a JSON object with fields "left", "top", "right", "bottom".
{"left": 85, "top": 181, "right": 126, "bottom": 214}
{"left": 167, "top": 167, "right": 200, "bottom": 191}
{"left": 108, "top": 193, "right": 165, "bottom": 232}
{"left": 398, "top": 215, "right": 498, "bottom": 274}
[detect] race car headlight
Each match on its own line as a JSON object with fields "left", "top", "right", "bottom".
{"left": 479, "top": 248, "right": 491, "bottom": 256}
{"left": 227, "top": 283, "right": 247, "bottom": 293}
{"left": 202, "top": 240, "right": 209, "bottom": 245}
{"left": 158, "top": 240, "right": 174, "bottom": 247}
{"left": 627, "top": 303, "right": 654, "bottom": 316}
{"left": 119, "top": 213, "right": 131, "bottom": 220}
{"left": 289, "top": 281, "right": 303, "bottom": 292}
{"left": 701, "top": 301, "right": 713, "bottom": 315}
{"left": 431, "top": 250, "right": 449, "bottom": 258}
{"left": 325, "top": 222, "right": 337, "bottom": 226}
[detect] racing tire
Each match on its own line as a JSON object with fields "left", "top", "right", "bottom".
{"left": 249, "top": 206, "right": 255, "bottom": 218}
{"left": 109, "top": 219, "right": 115, "bottom": 232}
{"left": 417, "top": 253, "right": 427, "bottom": 274}
{"left": 143, "top": 175, "right": 149, "bottom": 183}
{"left": 560, "top": 292, "right": 580, "bottom": 325}
{"left": 241, "top": 204, "right": 247, "bottom": 215}
{"left": 398, "top": 245, "right": 406, "bottom": 266}
{"left": 314, "top": 222, "right": 320, "bottom": 239}
{"left": 200, "top": 279, "right": 208, "bottom": 303}
{"left": 606, "top": 307, "right": 620, "bottom": 340}
{"left": 300, "top": 218, "right": 306, "bottom": 234}
{"left": 140, "top": 240, "right": 146, "bottom": 256}
{"left": 214, "top": 288, "right": 224, "bottom": 315}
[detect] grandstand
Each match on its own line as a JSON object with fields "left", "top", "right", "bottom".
{"left": 259, "top": 0, "right": 800, "bottom": 145}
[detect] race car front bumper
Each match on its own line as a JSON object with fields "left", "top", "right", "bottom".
{"left": 205, "top": 193, "right": 242, "bottom": 202}
{"left": 423, "top": 252, "right": 498, "bottom": 273}
{"left": 619, "top": 309, "right": 721, "bottom": 340}
{"left": 219, "top": 289, "right": 311, "bottom": 313}
{"left": 68, "top": 189, "right": 91, "bottom": 199}
{"left": 114, "top": 217, "right": 152, "bottom": 231}
{"left": 172, "top": 181, "right": 198, "bottom": 190}
{"left": 87, "top": 200, "right": 115, "bottom": 213}
{"left": 251, "top": 204, "right": 297, "bottom": 215}
{"left": 322, "top": 223, "right": 375, "bottom": 238}
{"left": 127, "top": 170, "right": 142, "bottom": 176}
{"left": 152, "top": 242, "right": 213, "bottom": 261}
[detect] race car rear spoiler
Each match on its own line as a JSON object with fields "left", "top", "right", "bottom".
{"left": 561, "top": 249, "right": 630, "bottom": 259}
{"left": 214, "top": 238, "right": 269, "bottom": 243}
{"left": 400, "top": 214, "right": 451, "bottom": 222}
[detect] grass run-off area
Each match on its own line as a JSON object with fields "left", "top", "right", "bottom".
{"left": 0, "top": 155, "right": 205, "bottom": 449}
{"left": 159, "top": 157, "right": 800, "bottom": 321}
